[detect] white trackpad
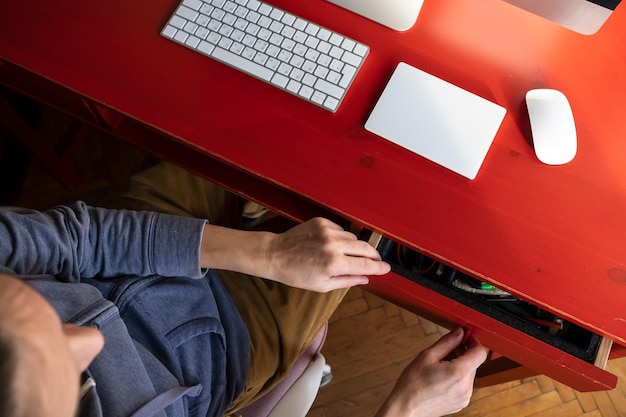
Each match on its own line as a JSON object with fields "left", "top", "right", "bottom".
{"left": 365, "top": 63, "right": 507, "bottom": 180}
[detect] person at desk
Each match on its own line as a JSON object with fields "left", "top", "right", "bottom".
{"left": 0, "top": 161, "right": 486, "bottom": 417}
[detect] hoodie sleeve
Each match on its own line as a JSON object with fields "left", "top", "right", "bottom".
{"left": 0, "top": 201, "right": 208, "bottom": 282}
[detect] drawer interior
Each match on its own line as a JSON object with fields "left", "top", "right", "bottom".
{"left": 375, "top": 236, "right": 603, "bottom": 362}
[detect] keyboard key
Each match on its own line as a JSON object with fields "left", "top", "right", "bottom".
{"left": 177, "top": 5, "right": 199, "bottom": 21}
{"left": 286, "top": 80, "right": 301, "bottom": 93}
{"left": 213, "top": 46, "right": 273, "bottom": 80}
{"left": 299, "top": 85, "right": 313, "bottom": 99}
{"left": 271, "top": 73, "right": 289, "bottom": 88}
{"left": 314, "top": 78, "right": 343, "bottom": 99}
{"left": 162, "top": 25, "right": 178, "bottom": 38}
{"left": 341, "top": 38, "right": 355, "bottom": 51}
{"left": 311, "top": 91, "right": 326, "bottom": 105}
{"left": 353, "top": 43, "right": 368, "bottom": 57}
{"left": 258, "top": 3, "right": 272, "bottom": 15}
{"left": 174, "top": 31, "right": 189, "bottom": 43}
{"left": 339, "top": 65, "right": 356, "bottom": 88}
{"left": 293, "top": 18, "right": 307, "bottom": 31}
{"left": 198, "top": 40, "right": 215, "bottom": 55}
{"left": 186, "top": 36, "right": 201, "bottom": 48}
{"left": 342, "top": 51, "right": 362, "bottom": 67}
{"left": 183, "top": 0, "right": 203, "bottom": 10}
{"left": 324, "top": 96, "right": 339, "bottom": 111}
{"left": 248, "top": 0, "right": 261, "bottom": 10}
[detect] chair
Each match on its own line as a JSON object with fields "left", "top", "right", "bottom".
{"left": 239, "top": 324, "right": 329, "bottom": 417}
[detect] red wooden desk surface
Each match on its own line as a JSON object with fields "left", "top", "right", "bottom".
{"left": 1, "top": 1, "right": 626, "bottom": 345}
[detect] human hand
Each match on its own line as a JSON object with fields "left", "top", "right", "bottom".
{"left": 375, "top": 327, "right": 487, "bottom": 417}
{"left": 264, "top": 217, "right": 390, "bottom": 292}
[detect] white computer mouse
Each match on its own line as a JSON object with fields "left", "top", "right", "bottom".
{"left": 526, "top": 89, "right": 577, "bottom": 165}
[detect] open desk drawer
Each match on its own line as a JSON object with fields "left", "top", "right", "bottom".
{"left": 366, "top": 233, "right": 617, "bottom": 392}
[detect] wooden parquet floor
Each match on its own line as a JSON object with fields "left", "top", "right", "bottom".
{"left": 2, "top": 107, "right": 625, "bottom": 417}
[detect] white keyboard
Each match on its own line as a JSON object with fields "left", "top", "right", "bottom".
{"left": 162, "top": 0, "right": 369, "bottom": 112}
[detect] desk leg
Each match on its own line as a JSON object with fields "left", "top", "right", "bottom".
{"left": 475, "top": 352, "right": 538, "bottom": 388}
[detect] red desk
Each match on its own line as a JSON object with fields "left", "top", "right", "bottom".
{"left": 2, "top": 0, "right": 626, "bottom": 391}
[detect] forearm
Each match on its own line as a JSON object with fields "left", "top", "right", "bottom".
{"left": 199, "top": 223, "right": 275, "bottom": 278}
{"left": 374, "top": 392, "right": 437, "bottom": 417}
{"left": 200, "top": 218, "right": 390, "bottom": 292}
{"left": 374, "top": 398, "right": 406, "bottom": 417}
{"left": 0, "top": 202, "right": 207, "bottom": 281}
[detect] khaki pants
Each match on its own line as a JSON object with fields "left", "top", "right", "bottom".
{"left": 98, "top": 161, "right": 347, "bottom": 415}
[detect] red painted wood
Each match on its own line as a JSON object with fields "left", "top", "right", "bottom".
{"left": 2, "top": 0, "right": 625, "bottom": 389}
{"left": 367, "top": 273, "right": 617, "bottom": 392}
